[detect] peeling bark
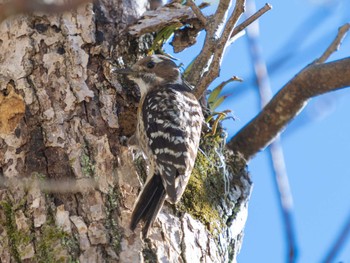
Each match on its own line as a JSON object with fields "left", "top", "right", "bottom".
{"left": 0, "top": 0, "right": 251, "bottom": 262}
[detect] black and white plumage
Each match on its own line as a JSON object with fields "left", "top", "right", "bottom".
{"left": 117, "top": 55, "right": 203, "bottom": 237}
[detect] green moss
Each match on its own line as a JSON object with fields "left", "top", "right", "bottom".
{"left": 35, "top": 219, "right": 79, "bottom": 262}
{"left": 0, "top": 199, "right": 36, "bottom": 262}
{"left": 106, "top": 187, "right": 122, "bottom": 254}
{"left": 178, "top": 134, "right": 228, "bottom": 234}
{"left": 80, "top": 152, "right": 95, "bottom": 177}
{"left": 0, "top": 200, "right": 22, "bottom": 262}
{"left": 133, "top": 153, "right": 148, "bottom": 183}
{"left": 35, "top": 203, "right": 78, "bottom": 262}
{"left": 62, "top": 234, "right": 80, "bottom": 260}
{"left": 35, "top": 224, "right": 67, "bottom": 262}
{"left": 0, "top": 181, "right": 80, "bottom": 262}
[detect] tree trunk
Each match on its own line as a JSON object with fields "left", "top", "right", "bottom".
{"left": 0, "top": 1, "right": 251, "bottom": 262}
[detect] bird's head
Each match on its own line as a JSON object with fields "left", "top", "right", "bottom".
{"left": 115, "top": 55, "right": 182, "bottom": 97}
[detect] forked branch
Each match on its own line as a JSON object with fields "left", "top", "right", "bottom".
{"left": 185, "top": 0, "right": 272, "bottom": 98}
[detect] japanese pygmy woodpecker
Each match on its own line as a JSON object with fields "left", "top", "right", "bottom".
{"left": 116, "top": 55, "right": 203, "bottom": 237}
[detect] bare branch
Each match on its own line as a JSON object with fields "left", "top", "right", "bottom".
{"left": 323, "top": 210, "right": 350, "bottom": 263}
{"left": 129, "top": 2, "right": 197, "bottom": 36}
{"left": 185, "top": 0, "right": 239, "bottom": 86}
{"left": 227, "top": 57, "right": 350, "bottom": 161}
{"left": 214, "top": 0, "right": 232, "bottom": 24}
{"left": 186, "top": 0, "right": 207, "bottom": 26}
{"left": 230, "top": 3, "right": 272, "bottom": 41}
{"left": 198, "top": 2, "right": 210, "bottom": 9}
{"left": 0, "top": 0, "right": 92, "bottom": 23}
{"left": 269, "top": 140, "right": 297, "bottom": 263}
{"left": 185, "top": 1, "right": 272, "bottom": 99}
{"left": 192, "top": 0, "right": 246, "bottom": 98}
{"left": 314, "top": 23, "right": 350, "bottom": 64}
{"left": 228, "top": 22, "right": 350, "bottom": 161}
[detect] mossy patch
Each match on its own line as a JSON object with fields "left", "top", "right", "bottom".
{"left": 81, "top": 150, "right": 95, "bottom": 177}
{"left": 133, "top": 152, "right": 148, "bottom": 183}
{"left": 1, "top": 198, "right": 77, "bottom": 262}
{"left": 178, "top": 133, "right": 228, "bottom": 234}
{"left": 106, "top": 187, "right": 122, "bottom": 254}
{"left": 0, "top": 200, "right": 27, "bottom": 262}
{"left": 35, "top": 205, "right": 79, "bottom": 262}
{"left": 35, "top": 223, "right": 68, "bottom": 262}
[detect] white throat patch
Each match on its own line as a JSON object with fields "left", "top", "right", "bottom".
{"left": 129, "top": 75, "right": 165, "bottom": 97}
{"left": 131, "top": 78, "right": 150, "bottom": 97}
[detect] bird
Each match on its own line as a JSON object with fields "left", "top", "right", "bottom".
{"left": 116, "top": 54, "right": 203, "bottom": 237}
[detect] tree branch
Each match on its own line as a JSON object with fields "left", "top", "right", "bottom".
{"left": 128, "top": 2, "right": 198, "bottom": 36}
{"left": 185, "top": 0, "right": 237, "bottom": 87}
{"left": 314, "top": 23, "right": 350, "bottom": 64}
{"left": 228, "top": 23, "right": 350, "bottom": 161}
{"left": 230, "top": 3, "right": 272, "bottom": 41}
{"left": 191, "top": 0, "right": 246, "bottom": 98}
{"left": 323, "top": 210, "right": 350, "bottom": 263}
{"left": 227, "top": 57, "right": 350, "bottom": 161}
{"left": 185, "top": 0, "right": 272, "bottom": 99}
{"left": 186, "top": 0, "right": 207, "bottom": 26}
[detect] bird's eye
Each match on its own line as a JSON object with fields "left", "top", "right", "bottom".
{"left": 146, "top": 61, "right": 155, "bottom": 69}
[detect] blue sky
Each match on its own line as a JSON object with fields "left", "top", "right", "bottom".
{"left": 167, "top": 0, "right": 350, "bottom": 262}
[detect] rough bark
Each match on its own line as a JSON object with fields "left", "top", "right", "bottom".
{"left": 0, "top": 1, "right": 251, "bottom": 262}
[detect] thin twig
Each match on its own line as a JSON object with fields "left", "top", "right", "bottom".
{"left": 193, "top": 0, "right": 246, "bottom": 98}
{"left": 185, "top": 0, "right": 235, "bottom": 86}
{"left": 245, "top": 2, "right": 297, "bottom": 261}
{"left": 230, "top": 3, "right": 272, "bottom": 40}
{"left": 186, "top": 0, "right": 207, "bottom": 26}
{"left": 269, "top": 141, "right": 297, "bottom": 263}
{"left": 189, "top": 1, "right": 273, "bottom": 98}
{"left": 323, "top": 210, "right": 350, "bottom": 263}
{"left": 314, "top": 23, "right": 350, "bottom": 64}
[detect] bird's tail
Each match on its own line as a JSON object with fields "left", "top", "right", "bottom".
{"left": 130, "top": 173, "right": 166, "bottom": 237}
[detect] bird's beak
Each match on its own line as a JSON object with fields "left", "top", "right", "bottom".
{"left": 112, "top": 68, "right": 136, "bottom": 75}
